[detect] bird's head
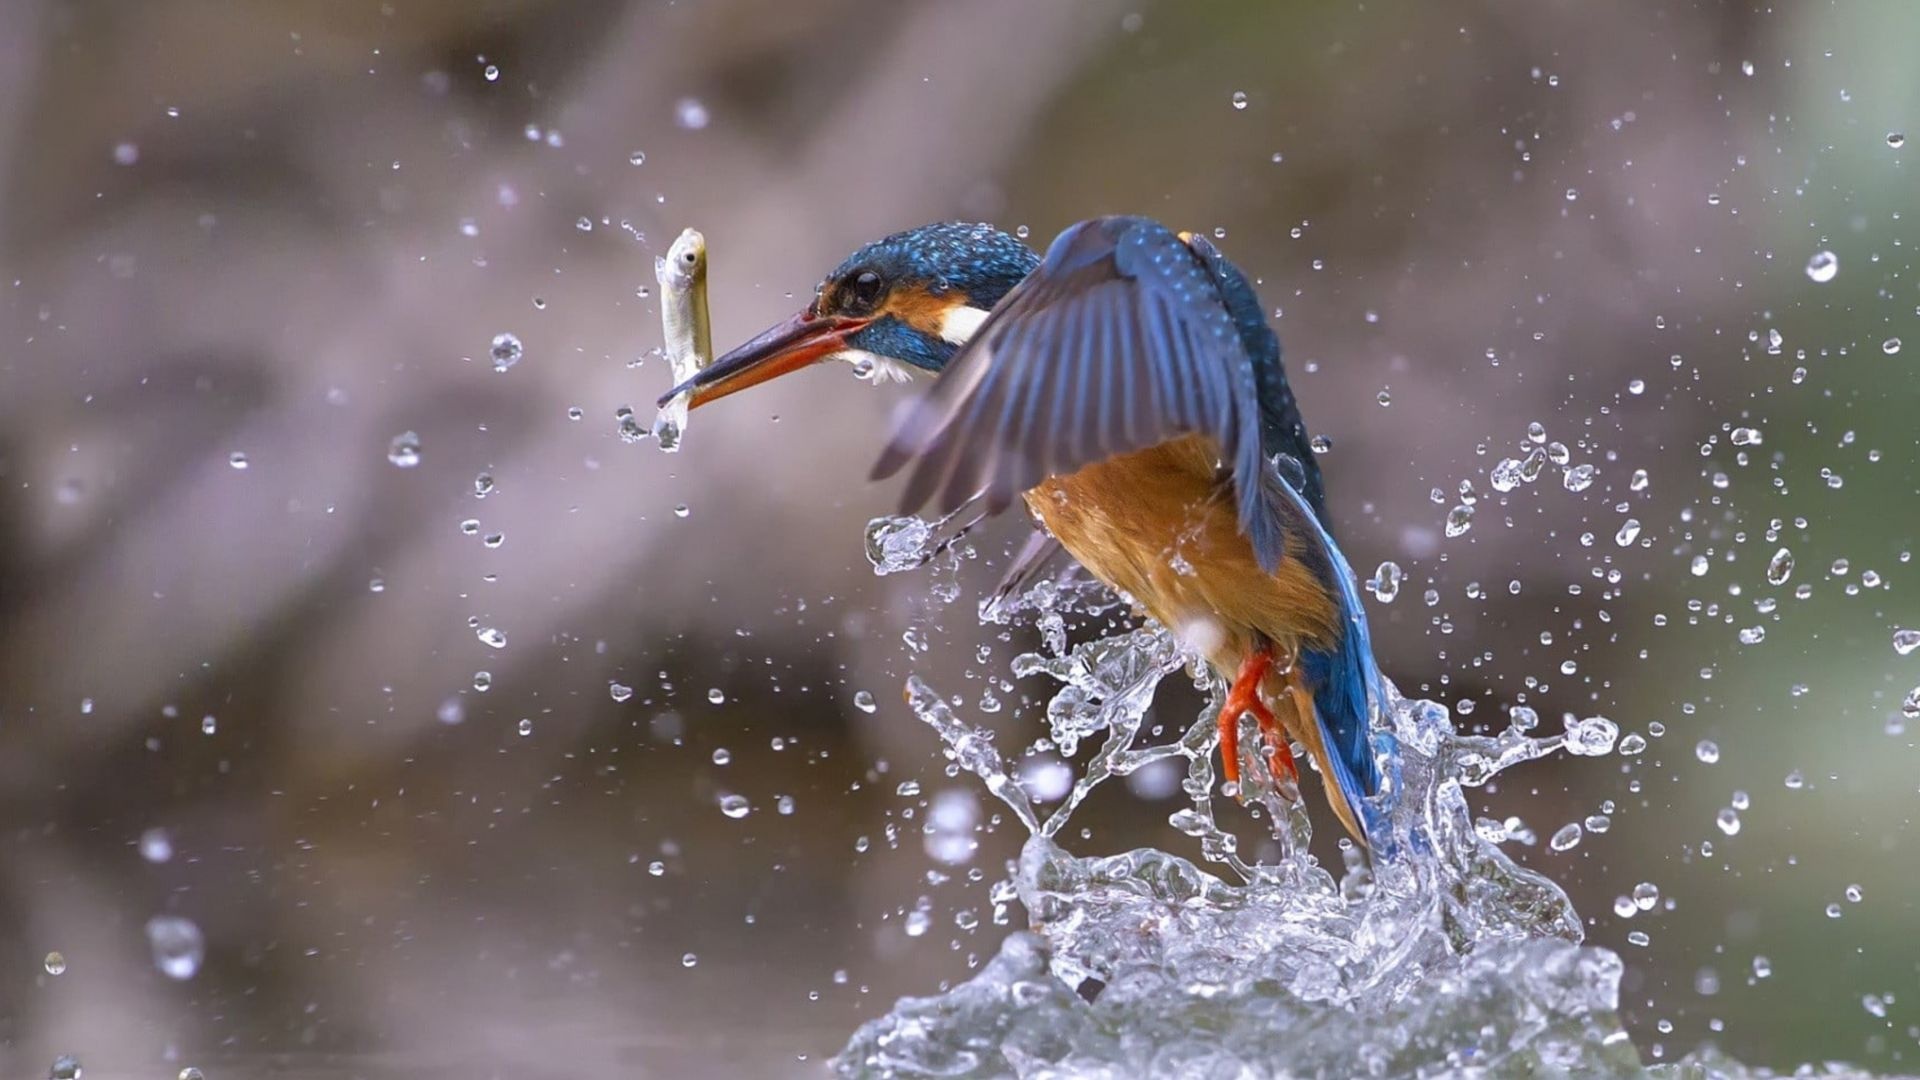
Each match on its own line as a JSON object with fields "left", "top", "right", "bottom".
{"left": 660, "top": 222, "right": 1038, "bottom": 409}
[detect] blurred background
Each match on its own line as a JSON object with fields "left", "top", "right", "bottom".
{"left": 2, "top": 1, "right": 1917, "bottom": 1076}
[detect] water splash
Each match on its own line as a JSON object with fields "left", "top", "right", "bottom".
{"left": 836, "top": 513, "right": 1882, "bottom": 1079}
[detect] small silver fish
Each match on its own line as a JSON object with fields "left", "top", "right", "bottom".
{"left": 652, "top": 227, "right": 712, "bottom": 451}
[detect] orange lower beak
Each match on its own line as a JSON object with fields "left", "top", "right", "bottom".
{"left": 661, "top": 310, "right": 871, "bottom": 409}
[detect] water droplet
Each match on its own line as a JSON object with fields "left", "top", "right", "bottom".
{"left": 708, "top": 687, "right": 726, "bottom": 705}
{"left": 200, "top": 714, "right": 217, "bottom": 735}
{"left": 145, "top": 915, "right": 205, "bottom": 980}
{"left": 1805, "top": 250, "right": 1839, "bottom": 283}
{"left": 1883, "top": 337, "right": 1902, "bottom": 356}
{"left": 139, "top": 827, "right": 173, "bottom": 863}
{"left": 896, "top": 780, "right": 922, "bottom": 798}
{"left": 1893, "top": 629, "right": 1920, "bottom": 656}
{"left": 648, "top": 860, "right": 666, "bottom": 877}
{"left": 575, "top": 216, "right": 593, "bottom": 232}
{"left": 489, "top": 332, "right": 523, "bottom": 372}
{"left": 1230, "top": 90, "right": 1248, "bottom": 110}
{"left": 1740, "top": 59, "right": 1755, "bottom": 76}
{"left": 1618, "top": 733, "right": 1648, "bottom": 755}
{"left": 1752, "top": 955, "right": 1772, "bottom": 978}
{"left": 1489, "top": 458, "right": 1524, "bottom": 492}
{"left": 436, "top": 696, "right": 465, "bottom": 725}
{"left": 1696, "top": 740, "right": 1720, "bottom": 764}
{"left": 1548, "top": 823, "right": 1582, "bottom": 851}
{"left": 673, "top": 504, "right": 690, "bottom": 518}
{"left": 1766, "top": 547, "right": 1794, "bottom": 585}
{"left": 1826, "top": 902, "right": 1843, "bottom": 919}
{"left": 43, "top": 951, "right": 65, "bottom": 976}
{"left": 1562, "top": 463, "right": 1597, "bottom": 492}
{"left": 1444, "top": 504, "right": 1474, "bottom": 538}
{"left": 1376, "top": 389, "right": 1392, "bottom": 407}
{"left": 178, "top": 1069, "right": 205, "bottom": 1080}
{"left": 1632, "top": 882, "right": 1659, "bottom": 910}
{"left": 719, "top": 794, "right": 751, "bottom": 819}
{"left": 1309, "top": 433, "right": 1333, "bottom": 454}
{"left": 1738, "top": 626, "right": 1765, "bottom": 645}
{"left": 609, "top": 681, "right": 633, "bottom": 703}
{"left": 674, "top": 97, "right": 710, "bottom": 130}
{"left": 1845, "top": 883, "right": 1863, "bottom": 903}
{"left": 476, "top": 626, "right": 507, "bottom": 649}
{"left": 473, "top": 670, "right": 493, "bottom": 692}
{"left": 1715, "top": 807, "right": 1741, "bottom": 835}
{"left": 1613, "top": 895, "right": 1638, "bottom": 918}
{"left": 1730, "top": 426, "right": 1762, "bottom": 446}
{"left": 776, "top": 794, "right": 796, "bottom": 815}
{"left": 1564, "top": 716, "right": 1619, "bottom": 756}
{"left": 711, "top": 748, "right": 732, "bottom": 767}
{"left": 1615, "top": 519, "right": 1641, "bottom": 546}
{"left": 1902, "top": 686, "right": 1920, "bottom": 719}
{"left": 483, "top": 63, "right": 500, "bottom": 82}
{"left": 1784, "top": 769, "right": 1805, "bottom": 790}
{"left": 853, "top": 690, "right": 877, "bottom": 713}
{"left": 49, "top": 1055, "right": 83, "bottom": 1080}
{"left": 387, "top": 430, "right": 422, "bottom": 468}
{"left": 1369, "top": 561, "right": 1403, "bottom": 602}
{"left": 227, "top": 451, "right": 248, "bottom": 470}
{"left": 681, "top": 952, "right": 699, "bottom": 968}
{"left": 1889, "top": 132, "right": 1907, "bottom": 149}
{"left": 516, "top": 717, "right": 533, "bottom": 736}
{"left": 628, "top": 150, "right": 647, "bottom": 165}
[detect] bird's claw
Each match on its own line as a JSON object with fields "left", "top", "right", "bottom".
{"left": 1218, "top": 647, "right": 1299, "bottom": 794}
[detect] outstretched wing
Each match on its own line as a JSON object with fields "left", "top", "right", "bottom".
{"left": 871, "top": 216, "right": 1287, "bottom": 571}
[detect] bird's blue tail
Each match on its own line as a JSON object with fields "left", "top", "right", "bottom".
{"left": 1270, "top": 470, "right": 1390, "bottom": 847}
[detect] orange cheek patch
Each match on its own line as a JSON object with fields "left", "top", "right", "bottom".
{"left": 883, "top": 286, "right": 964, "bottom": 338}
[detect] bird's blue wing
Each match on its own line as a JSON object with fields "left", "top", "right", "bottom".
{"left": 871, "top": 216, "right": 1287, "bottom": 571}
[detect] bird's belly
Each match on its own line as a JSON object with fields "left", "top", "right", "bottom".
{"left": 1024, "top": 435, "right": 1339, "bottom": 670}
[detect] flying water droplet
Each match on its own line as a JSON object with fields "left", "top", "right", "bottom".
{"left": 609, "top": 681, "right": 633, "bottom": 703}
{"left": 1696, "top": 740, "right": 1720, "bottom": 764}
{"left": 1562, "top": 464, "right": 1597, "bottom": 492}
{"left": 1548, "top": 823, "right": 1582, "bottom": 851}
{"left": 517, "top": 717, "right": 533, "bottom": 737}
{"left": 489, "top": 332, "right": 523, "bottom": 372}
{"left": 1902, "top": 686, "right": 1920, "bottom": 719}
{"left": 145, "top": 915, "right": 205, "bottom": 980}
{"left": 43, "top": 951, "right": 65, "bottom": 975}
{"left": 49, "top": 1055, "right": 83, "bottom": 1080}
{"left": 1615, "top": 519, "right": 1641, "bottom": 546}
{"left": 140, "top": 827, "right": 174, "bottom": 863}
{"left": 1444, "top": 504, "right": 1474, "bottom": 538}
{"left": 719, "top": 794, "right": 751, "bottom": 819}
{"left": 1730, "top": 427, "right": 1762, "bottom": 446}
{"left": 854, "top": 690, "right": 878, "bottom": 714}
{"left": 1715, "top": 808, "right": 1741, "bottom": 835}
{"left": 476, "top": 626, "right": 507, "bottom": 649}
{"left": 1805, "top": 250, "right": 1839, "bottom": 283}
{"left": 1883, "top": 337, "right": 1902, "bottom": 356}
{"left": 1893, "top": 629, "right": 1920, "bottom": 656}
{"left": 1766, "top": 547, "right": 1794, "bottom": 585}
{"left": 674, "top": 97, "right": 710, "bottom": 130}
{"left": 1564, "top": 716, "right": 1619, "bottom": 756}
{"left": 1489, "top": 458, "right": 1524, "bottom": 492}
{"left": 387, "top": 431, "right": 422, "bottom": 468}
{"left": 1230, "top": 90, "right": 1248, "bottom": 110}
{"left": 1369, "top": 561, "right": 1402, "bottom": 602}
{"left": 1889, "top": 132, "right": 1907, "bottom": 149}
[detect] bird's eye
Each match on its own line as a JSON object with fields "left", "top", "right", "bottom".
{"left": 848, "top": 270, "right": 884, "bottom": 309}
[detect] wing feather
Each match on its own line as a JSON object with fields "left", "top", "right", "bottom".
{"left": 873, "top": 216, "right": 1287, "bottom": 571}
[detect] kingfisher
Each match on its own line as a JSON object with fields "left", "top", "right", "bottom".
{"left": 663, "top": 217, "right": 1388, "bottom": 845}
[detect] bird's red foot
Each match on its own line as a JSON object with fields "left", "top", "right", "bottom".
{"left": 1219, "top": 647, "right": 1298, "bottom": 787}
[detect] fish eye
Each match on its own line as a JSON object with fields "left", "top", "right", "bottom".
{"left": 680, "top": 249, "right": 698, "bottom": 266}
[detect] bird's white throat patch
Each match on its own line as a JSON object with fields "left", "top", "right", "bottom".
{"left": 937, "top": 304, "right": 992, "bottom": 345}
{"left": 832, "top": 349, "right": 917, "bottom": 385}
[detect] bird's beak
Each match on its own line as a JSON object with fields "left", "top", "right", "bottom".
{"left": 659, "top": 309, "right": 872, "bottom": 409}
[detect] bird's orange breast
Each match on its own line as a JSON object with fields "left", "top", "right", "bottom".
{"left": 1023, "top": 435, "right": 1340, "bottom": 673}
